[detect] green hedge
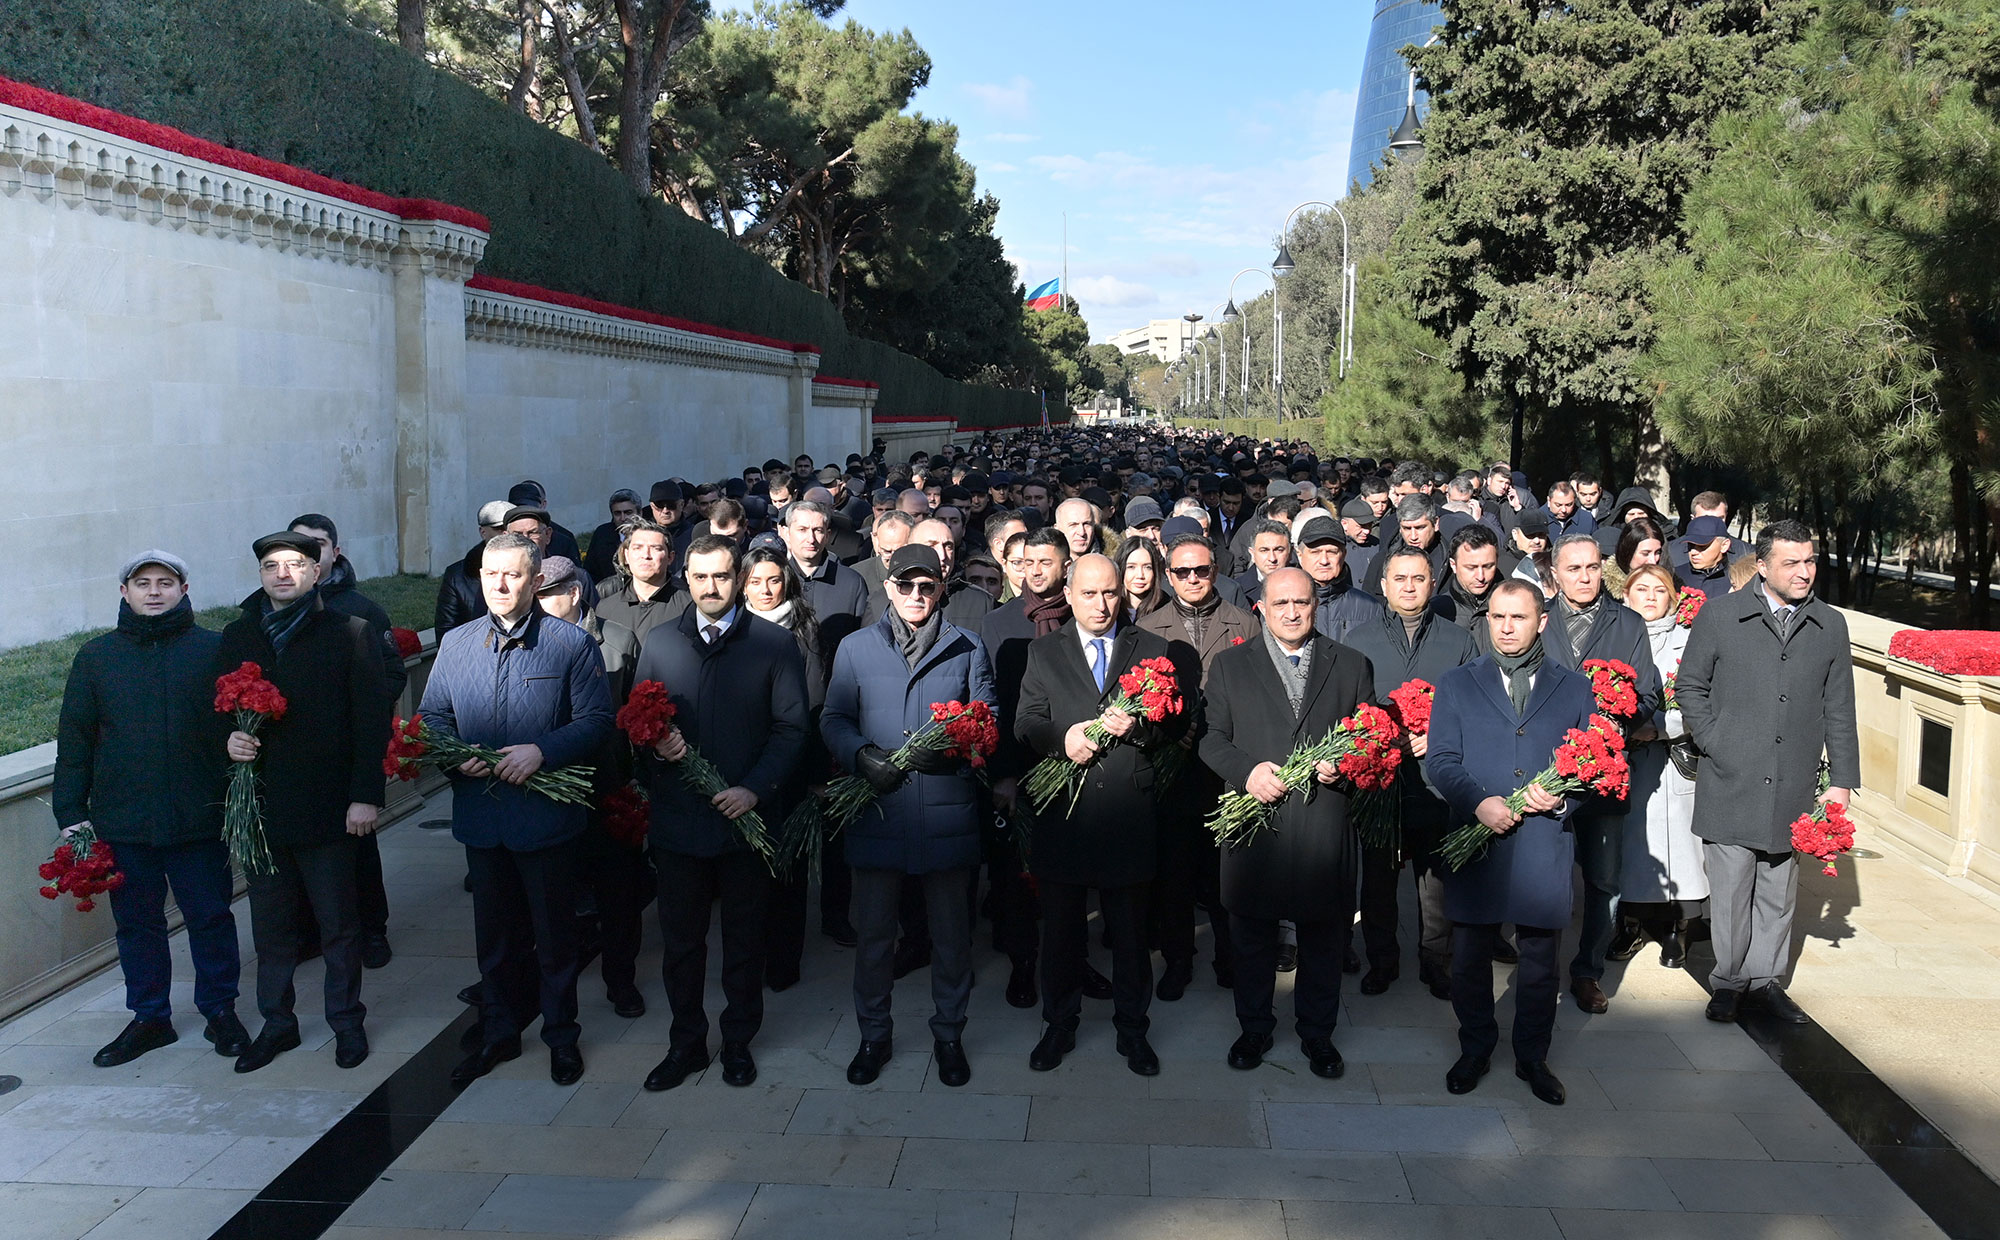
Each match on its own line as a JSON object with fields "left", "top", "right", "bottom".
{"left": 0, "top": 0, "right": 1036, "bottom": 427}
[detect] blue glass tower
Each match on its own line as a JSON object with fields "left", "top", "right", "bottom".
{"left": 1346, "top": 0, "right": 1445, "bottom": 191}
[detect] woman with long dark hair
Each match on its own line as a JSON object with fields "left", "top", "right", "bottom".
{"left": 1120, "top": 538, "right": 1169, "bottom": 621}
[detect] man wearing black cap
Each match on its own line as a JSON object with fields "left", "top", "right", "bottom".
{"left": 1339, "top": 498, "right": 1383, "bottom": 585}
{"left": 510, "top": 481, "right": 582, "bottom": 562}
{"left": 1669, "top": 515, "right": 1742, "bottom": 590}
{"left": 648, "top": 479, "right": 690, "bottom": 549}
{"left": 436, "top": 500, "right": 515, "bottom": 637}
{"left": 1503, "top": 508, "right": 1554, "bottom": 588}
{"left": 1295, "top": 514, "right": 1382, "bottom": 644}
{"left": 218, "top": 532, "right": 390, "bottom": 1073}
{"left": 57, "top": 550, "right": 246, "bottom": 1069}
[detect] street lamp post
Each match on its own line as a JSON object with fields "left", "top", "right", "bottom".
{"left": 1222, "top": 268, "right": 1278, "bottom": 422}
{"left": 1271, "top": 200, "right": 1355, "bottom": 423}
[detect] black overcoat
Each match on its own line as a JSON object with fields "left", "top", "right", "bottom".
{"left": 1342, "top": 608, "right": 1479, "bottom": 840}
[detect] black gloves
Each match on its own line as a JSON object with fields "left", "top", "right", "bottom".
{"left": 855, "top": 745, "right": 908, "bottom": 794}
{"left": 904, "top": 745, "right": 963, "bottom": 776}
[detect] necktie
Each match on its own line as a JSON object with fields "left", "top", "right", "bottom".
{"left": 704, "top": 623, "right": 720, "bottom": 645}
{"left": 1090, "top": 638, "right": 1107, "bottom": 692}
{"left": 1776, "top": 605, "right": 1795, "bottom": 638}
{"left": 1287, "top": 653, "right": 1301, "bottom": 669}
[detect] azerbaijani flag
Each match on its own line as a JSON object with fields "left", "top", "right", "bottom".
{"left": 1024, "top": 278, "right": 1062, "bottom": 312}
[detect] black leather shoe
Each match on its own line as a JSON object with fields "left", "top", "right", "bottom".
{"left": 846, "top": 1039, "right": 893, "bottom": 1085}
{"left": 1276, "top": 945, "right": 1298, "bottom": 974}
{"left": 892, "top": 941, "right": 931, "bottom": 979}
{"left": 234, "top": 1024, "right": 302, "bottom": 1074}
{"left": 765, "top": 969, "right": 800, "bottom": 994}
{"left": 1082, "top": 964, "right": 1114, "bottom": 1000}
{"left": 1028, "top": 1025, "right": 1076, "bottom": 1071}
{"left": 822, "top": 919, "right": 859, "bottom": 948}
{"left": 1516, "top": 1059, "right": 1566, "bottom": 1106}
{"left": 361, "top": 933, "right": 393, "bottom": 970}
{"left": 1302, "top": 1036, "right": 1344, "bottom": 1079}
{"left": 449, "top": 1037, "right": 521, "bottom": 1086}
{"left": 1570, "top": 977, "right": 1610, "bottom": 1014}
{"left": 1359, "top": 966, "right": 1398, "bottom": 996}
{"left": 1117, "top": 1034, "right": 1160, "bottom": 1076}
{"left": 94, "top": 1019, "right": 178, "bottom": 1067}
{"left": 459, "top": 1021, "right": 487, "bottom": 1054}
{"left": 719, "top": 1042, "right": 756, "bottom": 1087}
{"left": 1227, "top": 1031, "right": 1273, "bottom": 1070}
{"left": 644, "top": 1046, "right": 710, "bottom": 1092}
{"left": 334, "top": 1029, "right": 369, "bottom": 1069}
{"left": 1156, "top": 958, "right": 1193, "bottom": 1002}
{"left": 1006, "top": 960, "right": 1038, "bottom": 1009}
{"left": 1706, "top": 988, "right": 1743, "bottom": 1022}
{"left": 1606, "top": 919, "right": 1645, "bottom": 963}
{"left": 1342, "top": 947, "right": 1361, "bottom": 974}
{"left": 202, "top": 1011, "right": 251, "bottom": 1058}
{"left": 608, "top": 986, "right": 646, "bottom": 1019}
{"left": 1750, "top": 984, "right": 1811, "bottom": 1024}
{"left": 1445, "top": 1053, "right": 1490, "bottom": 1094}
{"left": 550, "top": 1045, "right": 585, "bottom": 1086}
{"left": 1490, "top": 935, "right": 1519, "bottom": 965}
{"left": 934, "top": 1039, "right": 971, "bottom": 1087}
{"left": 1658, "top": 921, "right": 1690, "bottom": 970}
{"left": 457, "top": 983, "right": 482, "bottom": 1007}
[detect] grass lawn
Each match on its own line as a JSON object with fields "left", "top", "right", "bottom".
{"left": 0, "top": 574, "right": 437, "bottom": 756}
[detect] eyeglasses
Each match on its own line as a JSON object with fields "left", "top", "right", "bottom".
{"left": 891, "top": 578, "right": 941, "bottom": 598}
{"left": 1168, "top": 565, "right": 1214, "bottom": 580}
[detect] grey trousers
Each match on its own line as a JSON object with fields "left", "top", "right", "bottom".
{"left": 1703, "top": 841, "right": 1797, "bottom": 993}
{"left": 852, "top": 866, "right": 973, "bottom": 1043}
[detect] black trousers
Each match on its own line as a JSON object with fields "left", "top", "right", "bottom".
{"left": 248, "top": 836, "right": 365, "bottom": 1034}
{"left": 468, "top": 839, "right": 581, "bottom": 1051}
{"left": 1231, "top": 913, "right": 1347, "bottom": 1041}
{"left": 986, "top": 837, "right": 1039, "bottom": 966}
{"left": 580, "top": 831, "right": 651, "bottom": 993}
{"left": 1358, "top": 840, "right": 1449, "bottom": 970}
{"left": 853, "top": 866, "right": 974, "bottom": 1043}
{"left": 1040, "top": 879, "right": 1150, "bottom": 1038}
{"left": 295, "top": 829, "right": 390, "bottom": 950}
{"left": 1149, "top": 810, "right": 1231, "bottom": 966}
{"left": 656, "top": 848, "right": 767, "bottom": 1052}
{"left": 1451, "top": 921, "right": 1561, "bottom": 1065}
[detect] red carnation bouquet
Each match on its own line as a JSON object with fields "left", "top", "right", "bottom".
{"left": 1659, "top": 672, "right": 1679, "bottom": 713}
{"left": 1582, "top": 658, "right": 1641, "bottom": 721}
{"left": 1440, "top": 714, "right": 1632, "bottom": 870}
{"left": 215, "top": 662, "right": 287, "bottom": 875}
{"left": 1791, "top": 768, "right": 1857, "bottom": 877}
{"left": 1354, "top": 680, "right": 1436, "bottom": 851}
{"left": 1023, "top": 656, "right": 1183, "bottom": 815}
{"left": 778, "top": 699, "right": 1000, "bottom": 880}
{"left": 600, "top": 782, "right": 651, "bottom": 850}
{"left": 1674, "top": 588, "right": 1706, "bottom": 629}
{"left": 1207, "top": 703, "right": 1403, "bottom": 849}
{"left": 619, "top": 680, "right": 774, "bottom": 862}
{"left": 384, "top": 715, "right": 596, "bottom": 802}
{"left": 38, "top": 825, "right": 124, "bottom": 912}
{"left": 390, "top": 627, "right": 423, "bottom": 660}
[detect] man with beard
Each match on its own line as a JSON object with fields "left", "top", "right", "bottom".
{"left": 1542, "top": 534, "right": 1660, "bottom": 1016}
{"left": 1436, "top": 525, "right": 1501, "bottom": 649}
{"left": 1015, "top": 555, "right": 1193, "bottom": 1076}
{"left": 1360, "top": 497, "right": 1448, "bottom": 597}
{"left": 1137, "top": 531, "right": 1259, "bottom": 996}
{"left": 1294, "top": 515, "right": 1382, "bottom": 644}
{"left": 1342, "top": 548, "right": 1478, "bottom": 999}
{"left": 1198, "top": 568, "right": 1374, "bottom": 1080}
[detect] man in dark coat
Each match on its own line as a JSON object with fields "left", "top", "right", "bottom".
{"left": 1668, "top": 515, "right": 1746, "bottom": 592}
{"left": 860, "top": 517, "right": 996, "bottom": 628}
{"left": 822, "top": 545, "right": 997, "bottom": 1089}
{"left": 785, "top": 499, "right": 870, "bottom": 649}
{"left": 1594, "top": 486, "right": 1674, "bottom": 557}
{"left": 1434, "top": 524, "right": 1500, "bottom": 654}
{"left": 434, "top": 501, "right": 512, "bottom": 635}
{"left": 218, "top": 532, "right": 390, "bottom": 1074}
{"left": 290, "top": 514, "right": 405, "bottom": 971}
{"left": 1542, "top": 534, "right": 1661, "bottom": 1014}
{"left": 1198, "top": 568, "right": 1373, "bottom": 1080}
{"left": 632, "top": 537, "right": 809, "bottom": 1092}
{"left": 582, "top": 488, "right": 643, "bottom": 586}
{"left": 1015, "top": 554, "right": 1193, "bottom": 1076}
{"left": 1539, "top": 481, "right": 1599, "bottom": 542}
{"left": 1424, "top": 581, "right": 1598, "bottom": 1106}
{"left": 419, "top": 533, "right": 615, "bottom": 1087}
{"left": 593, "top": 518, "right": 690, "bottom": 650}
{"left": 1342, "top": 548, "right": 1479, "bottom": 1000}
{"left": 1679, "top": 520, "right": 1860, "bottom": 1025}
{"left": 510, "top": 480, "right": 582, "bottom": 563}
{"left": 1295, "top": 514, "right": 1383, "bottom": 644}
{"left": 1359, "top": 497, "right": 1448, "bottom": 598}
{"left": 56, "top": 550, "right": 245, "bottom": 1068}
{"left": 1137, "top": 530, "right": 1259, "bottom": 997}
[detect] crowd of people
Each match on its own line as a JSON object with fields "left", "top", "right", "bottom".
{"left": 52, "top": 426, "right": 1859, "bottom": 1108}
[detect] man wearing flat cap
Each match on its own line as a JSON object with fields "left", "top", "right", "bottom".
{"left": 56, "top": 550, "right": 246, "bottom": 1069}
{"left": 1670, "top": 515, "right": 1740, "bottom": 592}
{"left": 217, "top": 532, "right": 390, "bottom": 1073}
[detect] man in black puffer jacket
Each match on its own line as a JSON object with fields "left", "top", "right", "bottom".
{"left": 55, "top": 550, "right": 246, "bottom": 1069}
{"left": 217, "top": 532, "right": 390, "bottom": 1076}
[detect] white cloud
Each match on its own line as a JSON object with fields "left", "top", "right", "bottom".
{"left": 1071, "top": 275, "right": 1157, "bottom": 308}
{"left": 964, "top": 76, "right": 1034, "bottom": 119}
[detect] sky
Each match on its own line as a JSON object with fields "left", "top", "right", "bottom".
{"left": 829, "top": 0, "right": 1379, "bottom": 344}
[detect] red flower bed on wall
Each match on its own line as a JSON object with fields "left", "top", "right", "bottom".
{"left": 0, "top": 74, "right": 489, "bottom": 232}
{"left": 1888, "top": 630, "right": 2000, "bottom": 677}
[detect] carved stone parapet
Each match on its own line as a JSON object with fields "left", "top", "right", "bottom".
{"left": 464, "top": 284, "right": 819, "bottom": 379}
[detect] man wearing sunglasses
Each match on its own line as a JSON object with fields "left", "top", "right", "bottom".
{"left": 1138, "top": 525, "right": 1260, "bottom": 1000}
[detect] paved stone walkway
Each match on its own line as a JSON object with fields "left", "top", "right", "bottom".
{"left": 0, "top": 785, "right": 1982, "bottom": 1240}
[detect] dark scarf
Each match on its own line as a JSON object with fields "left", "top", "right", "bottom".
{"left": 1171, "top": 587, "right": 1220, "bottom": 649}
{"left": 1447, "top": 573, "right": 1493, "bottom": 620}
{"left": 1559, "top": 591, "right": 1603, "bottom": 656}
{"left": 259, "top": 588, "right": 318, "bottom": 658}
{"left": 889, "top": 606, "right": 944, "bottom": 668}
{"left": 1492, "top": 637, "right": 1545, "bottom": 716}
{"left": 117, "top": 596, "right": 194, "bottom": 645}
{"left": 321, "top": 555, "right": 357, "bottom": 596}
{"left": 1022, "top": 586, "right": 1073, "bottom": 636}
{"left": 1313, "top": 565, "right": 1354, "bottom": 604}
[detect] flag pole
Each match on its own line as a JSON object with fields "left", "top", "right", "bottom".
{"left": 1062, "top": 212, "right": 1069, "bottom": 313}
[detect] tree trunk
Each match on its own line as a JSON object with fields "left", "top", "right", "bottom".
{"left": 397, "top": 0, "right": 426, "bottom": 54}
{"left": 1950, "top": 460, "right": 1975, "bottom": 624}
{"left": 507, "top": 0, "right": 538, "bottom": 115}
{"left": 1507, "top": 390, "right": 1524, "bottom": 469}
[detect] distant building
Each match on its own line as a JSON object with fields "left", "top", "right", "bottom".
{"left": 1108, "top": 319, "right": 1202, "bottom": 364}
{"left": 1346, "top": 0, "right": 1444, "bottom": 191}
